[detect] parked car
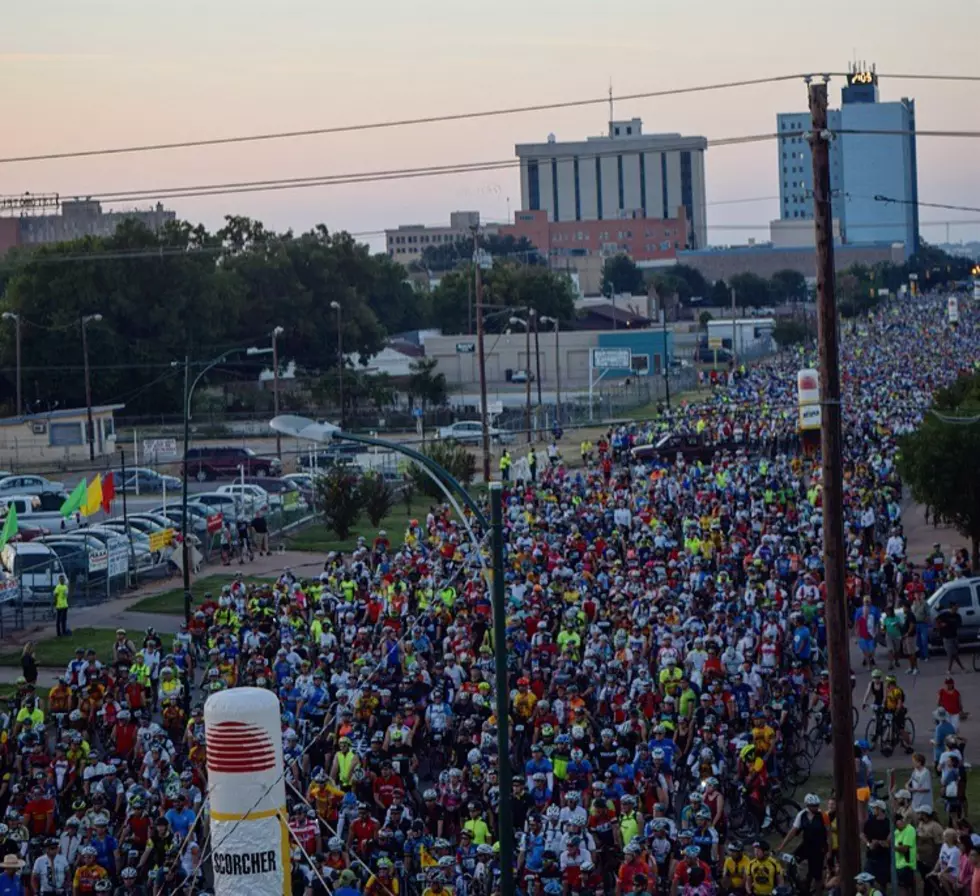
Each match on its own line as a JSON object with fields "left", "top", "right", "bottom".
{"left": 927, "top": 576, "right": 980, "bottom": 644}
{"left": 630, "top": 432, "right": 738, "bottom": 465}
{"left": 281, "top": 473, "right": 315, "bottom": 504}
{"left": 437, "top": 421, "right": 514, "bottom": 445}
{"left": 215, "top": 483, "right": 271, "bottom": 513}
{"left": 510, "top": 369, "right": 534, "bottom": 383}
{"left": 0, "top": 542, "right": 66, "bottom": 597}
{"left": 0, "top": 494, "right": 78, "bottom": 532}
{"left": 0, "top": 474, "right": 65, "bottom": 497}
{"left": 14, "top": 520, "right": 52, "bottom": 542}
{"left": 182, "top": 446, "right": 282, "bottom": 482}
{"left": 242, "top": 476, "right": 307, "bottom": 509}
{"left": 113, "top": 467, "right": 182, "bottom": 494}
{"left": 693, "top": 346, "right": 734, "bottom": 367}
{"left": 193, "top": 492, "right": 251, "bottom": 523}
{"left": 296, "top": 447, "right": 360, "bottom": 473}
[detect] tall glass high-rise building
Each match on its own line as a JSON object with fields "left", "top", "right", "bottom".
{"left": 776, "top": 65, "right": 919, "bottom": 256}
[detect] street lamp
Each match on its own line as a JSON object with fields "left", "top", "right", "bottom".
{"left": 178, "top": 349, "right": 247, "bottom": 621}
{"left": 80, "top": 313, "right": 103, "bottom": 461}
{"left": 270, "top": 414, "right": 515, "bottom": 896}
{"left": 248, "top": 329, "right": 284, "bottom": 457}
{"left": 509, "top": 314, "right": 533, "bottom": 442}
{"left": 2, "top": 313, "right": 21, "bottom": 417}
{"left": 540, "top": 315, "right": 560, "bottom": 427}
{"left": 329, "top": 301, "right": 343, "bottom": 426}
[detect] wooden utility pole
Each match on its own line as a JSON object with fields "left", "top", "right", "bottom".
{"left": 809, "top": 78, "right": 859, "bottom": 896}
{"left": 473, "top": 227, "right": 492, "bottom": 482}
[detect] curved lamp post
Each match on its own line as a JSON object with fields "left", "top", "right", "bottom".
{"left": 269, "top": 414, "right": 515, "bottom": 896}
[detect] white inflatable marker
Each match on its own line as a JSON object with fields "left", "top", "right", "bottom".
{"left": 205, "top": 687, "right": 291, "bottom": 896}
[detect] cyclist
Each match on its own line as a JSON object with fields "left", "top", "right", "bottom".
{"left": 883, "top": 675, "right": 913, "bottom": 754}
{"left": 747, "top": 841, "right": 782, "bottom": 896}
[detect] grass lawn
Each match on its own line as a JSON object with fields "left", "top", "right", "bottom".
{"left": 287, "top": 506, "right": 415, "bottom": 553}
{"left": 128, "top": 574, "right": 267, "bottom": 615}
{"left": 287, "top": 484, "right": 489, "bottom": 554}
{"left": 0, "top": 628, "right": 144, "bottom": 668}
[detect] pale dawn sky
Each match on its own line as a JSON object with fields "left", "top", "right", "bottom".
{"left": 2, "top": 0, "right": 978, "bottom": 249}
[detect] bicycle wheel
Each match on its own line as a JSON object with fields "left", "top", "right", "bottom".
{"left": 771, "top": 798, "right": 801, "bottom": 835}
{"left": 972, "top": 650, "right": 980, "bottom": 673}
{"left": 806, "top": 727, "right": 825, "bottom": 758}
{"left": 902, "top": 716, "right": 916, "bottom": 745}
{"left": 852, "top": 705, "right": 860, "bottom": 730}
{"left": 729, "top": 803, "right": 760, "bottom": 840}
{"left": 785, "top": 753, "right": 813, "bottom": 789}
{"left": 864, "top": 717, "right": 880, "bottom": 751}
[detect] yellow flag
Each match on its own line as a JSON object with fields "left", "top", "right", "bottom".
{"left": 419, "top": 846, "right": 437, "bottom": 868}
{"left": 80, "top": 475, "right": 103, "bottom": 517}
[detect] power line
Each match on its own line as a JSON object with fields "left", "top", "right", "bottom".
{"left": 20, "top": 126, "right": 970, "bottom": 210}
{"left": 2, "top": 71, "right": 972, "bottom": 168}
{"left": 0, "top": 74, "right": 810, "bottom": 166}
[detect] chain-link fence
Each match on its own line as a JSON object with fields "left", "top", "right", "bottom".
{"left": 0, "top": 503, "right": 314, "bottom": 640}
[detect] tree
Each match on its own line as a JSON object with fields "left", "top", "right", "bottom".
{"left": 899, "top": 376, "right": 980, "bottom": 570}
{"left": 708, "top": 279, "right": 730, "bottom": 307}
{"left": 698, "top": 311, "right": 714, "bottom": 329}
{"left": 416, "top": 234, "right": 540, "bottom": 273}
{"left": 770, "top": 269, "right": 807, "bottom": 303}
{"left": 314, "top": 469, "right": 362, "bottom": 539}
{"left": 429, "top": 263, "right": 576, "bottom": 335}
{"left": 409, "top": 441, "right": 476, "bottom": 499}
{"left": 771, "top": 318, "right": 807, "bottom": 348}
{"left": 670, "top": 265, "right": 710, "bottom": 301}
{"left": 407, "top": 357, "right": 448, "bottom": 409}
{"left": 649, "top": 273, "right": 691, "bottom": 304}
{"left": 359, "top": 473, "right": 396, "bottom": 527}
{"left": 601, "top": 255, "right": 645, "bottom": 296}
{"left": 729, "top": 272, "right": 771, "bottom": 308}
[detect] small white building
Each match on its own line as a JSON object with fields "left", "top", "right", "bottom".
{"left": 706, "top": 318, "right": 775, "bottom": 354}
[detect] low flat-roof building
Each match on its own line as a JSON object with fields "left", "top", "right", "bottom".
{"left": 0, "top": 405, "right": 124, "bottom": 467}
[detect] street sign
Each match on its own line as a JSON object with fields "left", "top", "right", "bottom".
{"left": 456, "top": 342, "right": 476, "bottom": 354}
{"left": 590, "top": 348, "right": 632, "bottom": 369}
{"left": 143, "top": 438, "right": 178, "bottom": 459}
{"left": 948, "top": 296, "right": 959, "bottom": 324}
{"left": 489, "top": 401, "right": 504, "bottom": 416}
{"left": 148, "top": 528, "right": 175, "bottom": 552}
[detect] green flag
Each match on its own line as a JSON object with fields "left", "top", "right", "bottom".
{"left": 60, "top": 479, "right": 86, "bottom": 518}
{"left": 0, "top": 505, "right": 17, "bottom": 550}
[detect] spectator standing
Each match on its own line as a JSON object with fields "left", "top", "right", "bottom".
{"left": 20, "top": 642, "right": 37, "bottom": 685}
{"left": 53, "top": 575, "right": 69, "bottom": 637}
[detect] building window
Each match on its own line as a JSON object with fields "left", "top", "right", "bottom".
{"left": 617, "top": 155, "right": 625, "bottom": 212}
{"left": 680, "top": 151, "right": 694, "bottom": 246}
{"left": 595, "top": 158, "right": 603, "bottom": 220}
{"left": 639, "top": 153, "right": 647, "bottom": 217}
{"left": 661, "top": 153, "right": 669, "bottom": 219}
{"left": 551, "top": 159, "right": 559, "bottom": 221}
{"left": 573, "top": 157, "right": 581, "bottom": 221}
{"left": 528, "top": 160, "right": 540, "bottom": 211}
{"left": 630, "top": 354, "right": 650, "bottom": 375}
{"left": 614, "top": 126, "right": 620, "bottom": 136}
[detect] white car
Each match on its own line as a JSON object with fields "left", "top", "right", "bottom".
{"left": 0, "top": 474, "right": 64, "bottom": 497}
{"left": 437, "top": 421, "right": 513, "bottom": 445}
{"left": 215, "top": 483, "right": 270, "bottom": 512}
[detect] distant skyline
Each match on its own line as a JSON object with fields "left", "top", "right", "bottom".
{"left": 3, "top": 0, "right": 979, "bottom": 251}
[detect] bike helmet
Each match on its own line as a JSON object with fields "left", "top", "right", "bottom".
{"left": 804, "top": 793, "right": 821, "bottom": 807}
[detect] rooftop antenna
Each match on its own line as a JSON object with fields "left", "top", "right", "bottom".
{"left": 608, "top": 78, "right": 614, "bottom": 136}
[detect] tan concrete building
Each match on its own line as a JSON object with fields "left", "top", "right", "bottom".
{"left": 385, "top": 211, "right": 500, "bottom": 266}
{"left": 0, "top": 405, "right": 123, "bottom": 468}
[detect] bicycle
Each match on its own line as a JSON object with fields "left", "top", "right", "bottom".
{"left": 864, "top": 708, "right": 915, "bottom": 755}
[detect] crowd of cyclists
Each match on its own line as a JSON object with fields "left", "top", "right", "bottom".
{"left": 0, "top": 294, "right": 976, "bottom": 896}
